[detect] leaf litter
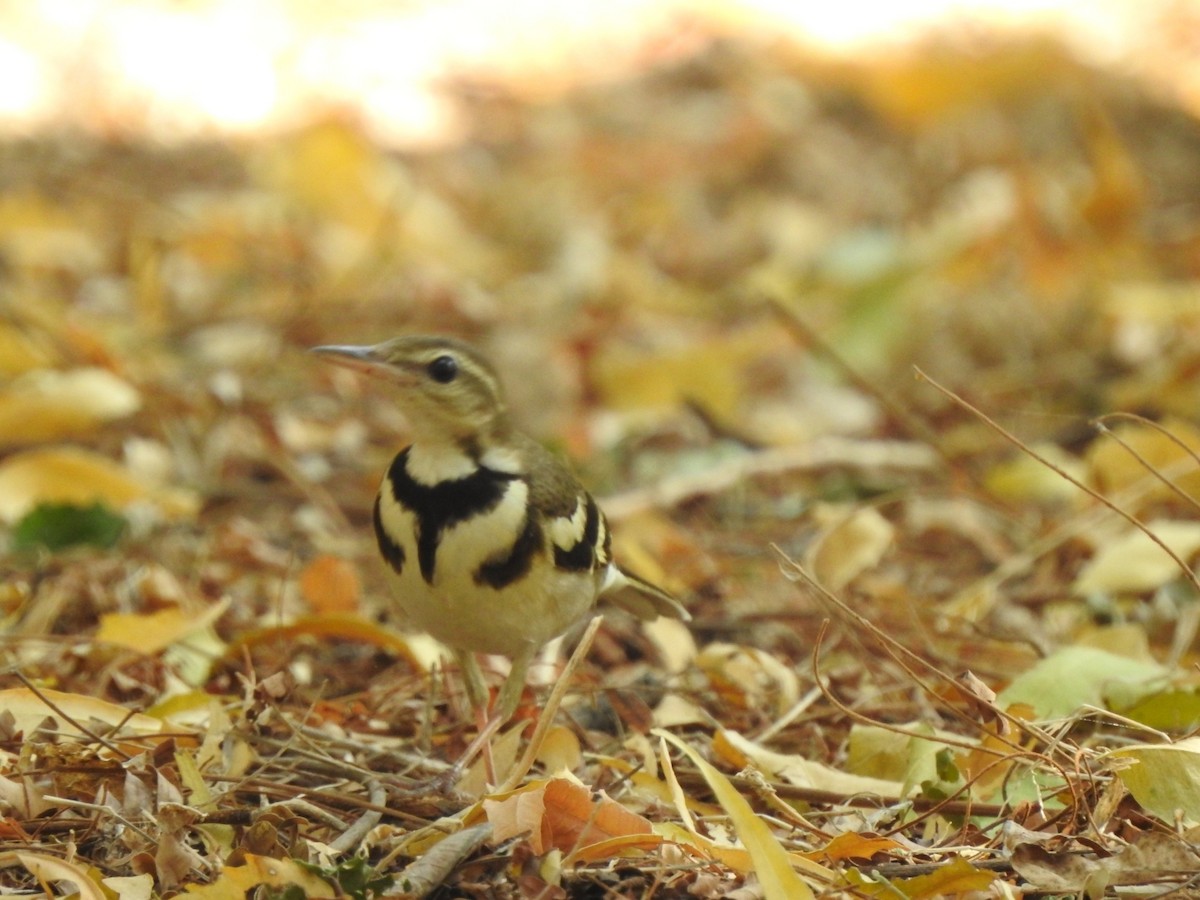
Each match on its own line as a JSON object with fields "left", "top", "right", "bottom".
{"left": 3, "top": 19, "right": 1200, "bottom": 898}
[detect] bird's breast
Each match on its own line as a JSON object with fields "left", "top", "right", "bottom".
{"left": 372, "top": 447, "right": 598, "bottom": 654}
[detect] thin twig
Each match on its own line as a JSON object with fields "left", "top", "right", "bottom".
{"left": 916, "top": 368, "right": 1200, "bottom": 597}
{"left": 328, "top": 779, "right": 387, "bottom": 854}
{"left": 1092, "top": 413, "right": 1200, "bottom": 512}
{"left": 496, "top": 616, "right": 604, "bottom": 794}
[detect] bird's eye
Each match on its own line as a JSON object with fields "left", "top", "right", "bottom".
{"left": 427, "top": 354, "right": 458, "bottom": 383}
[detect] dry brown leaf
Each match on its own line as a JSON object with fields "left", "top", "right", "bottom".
{"left": 1014, "top": 832, "right": 1200, "bottom": 892}
{"left": 697, "top": 643, "right": 800, "bottom": 717}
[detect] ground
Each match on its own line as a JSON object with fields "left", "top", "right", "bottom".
{"left": 3, "top": 26, "right": 1200, "bottom": 899}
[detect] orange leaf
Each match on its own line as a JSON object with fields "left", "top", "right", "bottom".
{"left": 226, "top": 614, "right": 421, "bottom": 667}
{"left": 298, "top": 554, "right": 361, "bottom": 613}
{"left": 484, "top": 777, "right": 654, "bottom": 858}
{"left": 817, "top": 832, "right": 901, "bottom": 863}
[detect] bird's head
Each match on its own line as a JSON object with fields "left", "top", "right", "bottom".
{"left": 313, "top": 335, "right": 509, "bottom": 445}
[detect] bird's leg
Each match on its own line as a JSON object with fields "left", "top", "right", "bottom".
{"left": 493, "top": 644, "right": 536, "bottom": 725}
{"left": 453, "top": 649, "right": 488, "bottom": 714}
{"left": 448, "top": 645, "right": 537, "bottom": 788}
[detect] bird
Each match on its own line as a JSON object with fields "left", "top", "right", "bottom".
{"left": 313, "top": 334, "right": 690, "bottom": 738}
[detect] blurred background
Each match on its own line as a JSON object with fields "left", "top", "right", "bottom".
{"left": 4, "top": 0, "right": 1200, "bottom": 639}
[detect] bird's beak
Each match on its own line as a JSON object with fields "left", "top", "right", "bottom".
{"left": 311, "top": 344, "right": 389, "bottom": 376}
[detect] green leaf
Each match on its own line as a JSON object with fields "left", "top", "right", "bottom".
{"left": 997, "top": 646, "right": 1166, "bottom": 719}
{"left": 12, "top": 502, "right": 127, "bottom": 552}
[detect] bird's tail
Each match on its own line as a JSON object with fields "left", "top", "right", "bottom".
{"left": 600, "top": 565, "right": 690, "bottom": 622}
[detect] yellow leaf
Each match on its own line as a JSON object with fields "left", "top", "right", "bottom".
{"left": 899, "top": 856, "right": 997, "bottom": 898}
{"left": 0, "top": 445, "right": 198, "bottom": 523}
{"left": 16, "top": 852, "right": 107, "bottom": 900}
{"left": 0, "top": 321, "right": 56, "bottom": 376}
{"left": 807, "top": 505, "right": 894, "bottom": 591}
{"left": 1073, "top": 520, "right": 1200, "bottom": 595}
{"left": 656, "top": 730, "right": 818, "bottom": 900}
{"left": 96, "top": 599, "right": 229, "bottom": 655}
{"left": 0, "top": 686, "right": 163, "bottom": 737}
{"left": 0, "top": 367, "right": 140, "bottom": 447}
{"left": 1087, "top": 417, "right": 1200, "bottom": 501}
{"left": 716, "top": 729, "right": 904, "bottom": 797}
{"left": 184, "top": 854, "right": 335, "bottom": 898}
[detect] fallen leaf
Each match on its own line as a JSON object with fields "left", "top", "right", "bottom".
{"left": 96, "top": 600, "right": 230, "bottom": 655}
{"left": 1073, "top": 520, "right": 1200, "bottom": 595}
{"left": 997, "top": 646, "right": 1166, "bottom": 719}
{"left": 0, "top": 686, "right": 163, "bottom": 737}
{"left": 0, "top": 445, "right": 198, "bottom": 523}
{"left": 298, "top": 554, "right": 362, "bottom": 613}
{"left": 183, "top": 854, "right": 336, "bottom": 898}
{"left": 807, "top": 504, "right": 894, "bottom": 591}
{"left": 657, "top": 729, "right": 819, "bottom": 900}
{"left": 1014, "top": 832, "right": 1200, "bottom": 892}
{"left": 817, "top": 831, "right": 901, "bottom": 863}
{"left": 483, "top": 777, "right": 655, "bottom": 859}
{"left": 896, "top": 856, "right": 997, "bottom": 899}
{"left": 102, "top": 874, "right": 155, "bottom": 900}
{"left": 716, "top": 729, "right": 905, "bottom": 798}
{"left": 1108, "top": 737, "right": 1200, "bottom": 824}
{"left": 697, "top": 643, "right": 800, "bottom": 716}
{"left": 16, "top": 852, "right": 107, "bottom": 900}
{"left": 0, "top": 367, "right": 140, "bottom": 447}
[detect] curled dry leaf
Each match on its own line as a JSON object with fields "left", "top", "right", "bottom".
{"left": 0, "top": 445, "right": 199, "bottom": 523}
{"left": 1013, "top": 831, "right": 1200, "bottom": 892}
{"left": 17, "top": 852, "right": 107, "bottom": 900}
{"left": 483, "top": 776, "right": 658, "bottom": 860}
{"left": 697, "top": 643, "right": 800, "bottom": 717}
{"left": 0, "top": 367, "right": 140, "bottom": 447}
{"left": 806, "top": 504, "right": 894, "bottom": 591}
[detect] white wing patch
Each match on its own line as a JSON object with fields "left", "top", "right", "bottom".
{"left": 547, "top": 494, "right": 587, "bottom": 552}
{"left": 481, "top": 445, "right": 523, "bottom": 474}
